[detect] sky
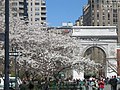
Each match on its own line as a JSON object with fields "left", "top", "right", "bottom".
{"left": 46, "top": 0, "right": 88, "bottom": 26}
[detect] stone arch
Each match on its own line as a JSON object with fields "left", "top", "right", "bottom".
{"left": 72, "top": 26, "right": 118, "bottom": 78}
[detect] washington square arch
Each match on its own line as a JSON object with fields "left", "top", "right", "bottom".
{"left": 71, "top": 26, "right": 118, "bottom": 79}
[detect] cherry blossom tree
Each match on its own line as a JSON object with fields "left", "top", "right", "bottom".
{"left": 0, "top": 11, "right": 101, "bottom": 80}
{"left": 9, "top": 21, "right": 100, "bottom": 81}
{"left": 0, "top": 0, "right": 100, "bottom": 79}
{"left": 0, "top": 0, "right": 118, "bottom": 82}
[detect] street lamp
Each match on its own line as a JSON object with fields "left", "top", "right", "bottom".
{"left": 4, "top": 0, "right": 9, "bottom": 89}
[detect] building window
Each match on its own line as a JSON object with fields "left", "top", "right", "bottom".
{"left": 102, "top": 0, "right": 104, "bottom": 3}
{"left": 35, "top": 3, "right": 39, "bottom": 5}
{"left": 113, "top": 18, "right": 117, "bottom": 22}
{"left": 41, "top": 7, "right": 46, "bottom": 10}
{"left": 92, "top": 4, "right": 94, "bottom": 8}
{"left": 19, "top": 2, "right": 24, "bottom": 5}
{"left": 103, "top": 16, "right": 105, "bottom": 20}
{"left": 19, "top": 7, "right": 24, "bottom": 10}
{"left": 35, "top": 12, "right": 39, "bottom": 15}
{"left": 113, "top": 14, "right": 117, "bottom": 17}
{"left": 41, "top": 17, "right": 46, "bottom": 20}
{"left": 118, "top": 3, "right": 120, "bottom": 7}
{"left": 103, "top": 11, "right": 105, "bottom": 15}
{"left": 108, "top": 13, "right": 110, "bottom": 20}
{"left": 35, "top": 7, "right": 40, "bottom": 11}
{"left": 12, "top": 13, "right": 17, "bottom": 17}
{"left": 97, "top": 0, "right": 99, "bottom": 3}
{"left": 97, "top": 4, "right": 99, "bottom": 9}
{"left": 12, "top": 8, "right": 17, "bottom": 11}
{"left": 41, "top": 13, "right": 46, "bottom": 15}
{"left": 92, "top": 0, "right": 94, "bottom": 3}
{"left": 41, "top": 3, "right": 45, "bottom": 5}
{"left": 113, "top": 9, "right": 117, "bottom": 13}
{"left": 35, "top": 18, "right": 40, "bottom": 21}
{"left": 19, "top": 13, "right": 23, "bottom": 16}
{"left": 97, "top": 22, "right": 99, "bottom": 26}
{"left": 12, "top": 2, "right": 17, "bottom": 6}
{"left": 97, "top": 12, "right": 99, "bottom": 19}
{"left": 106, "top": 0, "right": 109, "bottom": 4}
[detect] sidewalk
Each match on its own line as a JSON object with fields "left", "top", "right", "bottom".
{"left": 79, "top": 84, "right": 115, "bottom": 90}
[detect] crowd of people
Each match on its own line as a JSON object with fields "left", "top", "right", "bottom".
{"left": 69, "top": 75, "right": 119, "bottom": 90}
{"left": 18, "top": 75, "right": 120, "bottom": 90}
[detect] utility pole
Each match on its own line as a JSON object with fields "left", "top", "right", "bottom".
{"left": 4, "top": 0, "right": 9, "bottom": 89}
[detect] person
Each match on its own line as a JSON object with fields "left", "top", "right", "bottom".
{"left": 84, "top": 79, "right": 89, "bottom": 90}
{"left": 104, "top": 77, "right": 109, "bottom": 85}
{"left": 90, "top": 79, "right": 97, "bottom": 90}
{"left": 43, "top": 77, "right": 49, "bottom": 90}
{"left": 109, "top": 75, "right": 118, "bottom": 90}
{"left": 98, "top": 79, "right": 105, "bottom": 90}
{"left": 109, "top": 76, "right": 114, "bottom": 90}
{"left": 28, "top": 81, "right": 34, "bottom": 90}
{"left": 19, "top": 81, "right": 27, "bottom": 90}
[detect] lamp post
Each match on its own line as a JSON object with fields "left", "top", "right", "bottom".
{"left": 4, "top": 0, "right": 9, "bottom": 89}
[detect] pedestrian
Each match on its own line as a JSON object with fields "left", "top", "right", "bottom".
{"left": 109, "top": 76, "right": 114, "bottom": 90}
{"left": 104, "top": 77, "right": 109, "bottom": 85}
{"left": 43, "top": 77, "right": 49, "bottom": 90}
{"left": 19, "top": 81, "right": 27, "bottom": 90}
{"left": 109, "top": 75, "right": 118, "bottom": 90}
{"left": 28, "top": 81, "right": 34, "bottom": 90}
{"left": 90, "top": 79, "right": 97, "bottom": 90}
{"left": 98, "top": 79, "right": 105, "bottom": 90}
{"left": 84, "top": 79, "right": 89, "bottom": 90}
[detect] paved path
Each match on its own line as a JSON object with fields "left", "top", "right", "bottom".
{"left": 104, "top": 84, "right": 111, "bottom": 90}
{"left": 82, "top": 84, "right": 120, "bottom": 90}
{"left": 94, "top": 84, "right": 120, "bottom": 90}
{"left": 105, "top": 84, "right": 120, "bottom": 90}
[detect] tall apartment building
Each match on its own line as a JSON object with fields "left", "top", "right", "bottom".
{"left": 11, "top": 0, "right": 46, "bottom": 27}
{"left": 82, "top": 0, "right": 120, "bottom": 42}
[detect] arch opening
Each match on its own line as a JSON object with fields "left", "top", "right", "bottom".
{"left": 83, "top": 46, "right": 106, "bottom": 78}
